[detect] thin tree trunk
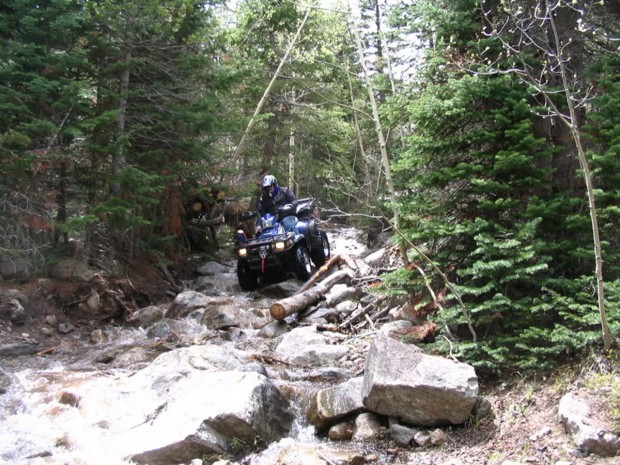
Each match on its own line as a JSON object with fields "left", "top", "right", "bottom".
{"left": 228, "top": 7, "right": 311, "bottom": 178}
{"left": 348, "top": 6, "right": 408, "bottom": 266}
{"left": 346, "top": 60, "right": 373, "bottom": 203}
{"left": 288, "top": 128, "right": 295, "bottom": 191}
{"left": 547, "top": 2, "right": 610, "bottom": 351}
{"left": 112, "top": 47, "right": 131, "bottom": 198}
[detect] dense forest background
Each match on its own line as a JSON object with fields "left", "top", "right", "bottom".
{"left": 1, "top": 0, "right": 619, "bottom": 374}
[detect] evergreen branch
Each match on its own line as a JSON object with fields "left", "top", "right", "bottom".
{"left": 384, "top": 217, "right": 478, "bottom": 343}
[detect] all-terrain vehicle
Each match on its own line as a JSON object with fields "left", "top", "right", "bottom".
{"left": 235, "top": 198, "right": 331, "bottom": 291}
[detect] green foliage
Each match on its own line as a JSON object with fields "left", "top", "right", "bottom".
{"left": 378, "top": 0, "right": 620, "bottom": 374}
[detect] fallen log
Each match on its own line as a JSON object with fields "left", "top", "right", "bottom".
{"left": 295, "top": 254, "right": 358, "bottom": 295}
{"left": 270, "top": 269, "right": 353, "bottom": 321}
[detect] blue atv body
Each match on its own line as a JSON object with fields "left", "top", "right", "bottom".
{"left": 235, "top": 198, "right": 330, "bottom": 291}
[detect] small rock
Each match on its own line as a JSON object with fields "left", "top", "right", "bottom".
{"left": 59, "top": 391, "right": 81, "bottom": 407}
{"left": 90, "top": 329, "right": 106, "bottom": 344}
{"left": 530, "top": 426, "right": 552, "bottom": 441}
{"left": 40, "top": 327, "right": 53, "bottom": 336}
{"left": 328, "top": 421, "right": 354, "bottom": 440}
{"left": 352, "top": 412, "right": 382, "bottom": 441}
{"left": 430, "top": 428, "right": 448, "bottom": 446}
{"left": 414, "top": 430, "right": 432, "bottom": 447}
{"left": 58, "top": 323, "right": 76, "bottom": 334}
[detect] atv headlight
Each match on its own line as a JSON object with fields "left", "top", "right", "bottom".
{"left": 237, "top": 247, "right": 248, "bottom": 257}
{"left": 273, "top": 241, "right": 286, "bottom": 251}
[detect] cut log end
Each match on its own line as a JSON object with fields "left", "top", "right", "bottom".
{"left": 270, "top": 303, "right": 286, "bottom": 321}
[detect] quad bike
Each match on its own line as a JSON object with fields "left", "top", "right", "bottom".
{"left": 235, "top": 198, "right": 331, "bottom": 291}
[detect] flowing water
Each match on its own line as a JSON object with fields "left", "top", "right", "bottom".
{"left": 0, "top": 225, "right": 376, "bottom": 465}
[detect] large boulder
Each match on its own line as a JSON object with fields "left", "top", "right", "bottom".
{"left": 128, "top": 371, "right": 294, "bottom": 464}
{"left": 362, "top": 333, "right": 478, "bottom": 426}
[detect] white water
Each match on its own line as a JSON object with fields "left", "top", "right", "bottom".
{"left": 0, "top": 226, "right": 370, "bottom": 465}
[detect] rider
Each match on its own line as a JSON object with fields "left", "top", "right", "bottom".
{"left": 258, "top": 174, "right": 298, "bottom": 233}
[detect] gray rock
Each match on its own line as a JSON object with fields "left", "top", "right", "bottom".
{"left": 126, "top": 305, "right": 165, "bottom": 327}
{"left": 389, "top": 422, "right": 419, "bottom": 446}
{"left": 274, "top": 325, "right": 349, "bottom": 367}
{"left": 0, "top": 298, "right": 26, "bottom": 324}
{"left": 308, "top": 376, "right": 365, "bottom": 430}
{"left": 0, "top": 258, "right": 32, "bottom": 280}
{"left": 352, "top": 412, "right": 382, "bottom": 441}
{"left": 362, "top": 333, "right": 478, "bottom": 426}
{"left": 195, "top": 261, "right": 230, "bottom": 276}
{"left": 166, "top": 291, "right": 219, "bottom": 319}
{"left": 328, "top": 421, "right": 354, "bottom": 440}
{"left": 559, "top": 392, "right": 620, "bottom": 457}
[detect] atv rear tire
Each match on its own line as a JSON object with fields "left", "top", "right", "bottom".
{"left": 293, "top": 244, "right": 312, "bottom": 281}
{"left": 237, "top": 261, "right": 258, "bottom": 291}
{"left": 310, "top": 231, "right": 330, "bottom": 267}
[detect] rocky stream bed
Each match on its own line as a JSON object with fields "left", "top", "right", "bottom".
{"left": 0, "top": 225, "right": 618, "bottom": 465}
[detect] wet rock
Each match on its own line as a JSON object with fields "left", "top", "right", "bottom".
{"left": 89, "top": 329, "right": 106, "bottom": 344}
{"left": 166, "top": 291, "right": 218, "bottom": 319}
{"left": 328, "top": 421, "right": 354, "bottom": 440}
{"left": 59, "top": 391, "right": 81, "bottom": 407}
{"left": 257, "top": 280, "right": 302, "bottom": 298}
{"left": 362, "top": 333, "right": 478, "bottom": 427}
{"left": 559, "top": 392, "right": 620, "bottom": 457}
{"left": 274, "top": 325, "right": 349, "bottom": 367}
{"left": 275, "top": 442, "right": 369, "bottom": 465}
{"left": 201, "top": 302, "right": 270, "bottom": 330}
{"left": 109, "top": 346, "right": 160, "bottom": 369}
{"left": 128, "top": 371, "right": 294, "bottom": 464}
{"left": 196, "top": 261, "right": 230, "bottom": 276}
{"left": 126, "top": 305, "right": 165, "bottom": 327}
{"left": 0, "top": 342, "right": 40, "bottom": 357}
{"left": 308, "top": 376, "right": 365, "bottom": 430}
{"left": 0, "top": 368, "right": 11, "bottom": 394}
{"left": 257, "top": 320, "right": 291, "bottom": 338}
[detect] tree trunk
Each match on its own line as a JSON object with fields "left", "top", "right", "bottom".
{"left": 112, "top": 46, "right": 131, "bottom": 198}
{"left": 349, "top": 8, "right": 409, "bottom": 266}
{"left": 270, "top": 269, "right": 353, "bottom": 320}
{"left": 547, "top": 2, "right": 610, "bottom": 351}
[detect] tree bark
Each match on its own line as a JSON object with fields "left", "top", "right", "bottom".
{"left": 547, "top": 2, "right": 610, "bottom": 351}
{"left": 270, "top": 269, "right": 353, "bottom": 320}
{"left": 348, "top": 7, "right": 409, "bottom": 266}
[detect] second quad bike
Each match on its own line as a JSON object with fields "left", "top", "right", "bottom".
{"left": 235, "top": 198, "right": 330, "bottom": 291}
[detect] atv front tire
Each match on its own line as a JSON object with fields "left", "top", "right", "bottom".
{"left": 293, "top": 244, "right": 312, "bottom": 281}
{"left": 310, "top": 231, "right": 330, "bottom": 267}
{"left": 237, "top": 261, "right": 258, "bottom": 291}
